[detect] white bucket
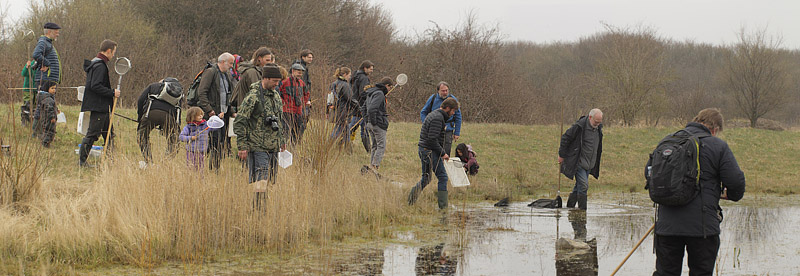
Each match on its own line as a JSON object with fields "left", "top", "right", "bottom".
{"left": 76, "top": 86, "right": 85, "bottom": 102}
{"left": 444, "top": 157, "right": 470, "bottom": 187}
{"left": 56, "top": 112, "right": 66, "bottom": 123}
{"left": 278, "top": 151, "right": 293, "bottom": 169}
{"left": 76, "top": 112, "right": 90, "bottom": 135}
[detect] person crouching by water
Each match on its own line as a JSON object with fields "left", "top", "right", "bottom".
{"left": 234, "top": 64, "right": 286, "bottom": 210}
{"left": 407, "top": 98, "right": 460, "bottom": 209}
{"left": 179, "top": 107, "right": 209, "bottom": 170}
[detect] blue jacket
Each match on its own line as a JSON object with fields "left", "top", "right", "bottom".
{"left": 31, "top": 36, "right": 61, "bottom": 84}
{"left": 420, "top": 94, "right": 461, "bottom": 136}
{"left": 179, "top": 121, "right": 210, "bottom": 153}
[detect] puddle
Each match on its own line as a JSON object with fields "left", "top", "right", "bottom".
{"left": 88, "top": 196, "right": 800, "bottom": 275}
{"left": 374, "top": 199, "right": 800, "bottom": 275}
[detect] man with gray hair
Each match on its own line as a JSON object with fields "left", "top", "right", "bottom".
{"left": 558, "top": 108, "right": 604, "bottom": 210}
{"left": 197, "top": 52, "right": 235, "bottom": 171}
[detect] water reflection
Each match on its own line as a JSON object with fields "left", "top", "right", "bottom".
{"left": 555, "top": 209, "right": 599, "bottom": 276}
{"left": 415, "top": 243, "right": 458, "bottom": 275}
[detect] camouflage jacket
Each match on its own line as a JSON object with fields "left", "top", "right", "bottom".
{"left": 234, "top": 82, "right": 285, "bottom": 152}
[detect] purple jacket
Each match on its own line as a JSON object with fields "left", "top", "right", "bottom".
{"left": 179, "top": 121, "right": 209, "bottom": 153}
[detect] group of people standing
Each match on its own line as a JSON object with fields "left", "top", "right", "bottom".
{"left": 18, "top": 21, "right": 747, "bottom": 275}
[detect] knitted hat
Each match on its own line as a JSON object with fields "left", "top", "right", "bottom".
{"left": 262, "top": 65, "right": 282, "bottom": 79}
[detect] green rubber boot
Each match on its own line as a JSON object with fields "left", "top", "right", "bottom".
{"left": 437, "top": 190, "right": 448, "bottom": 210}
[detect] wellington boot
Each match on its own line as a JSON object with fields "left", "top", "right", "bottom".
{"left": 566, "top": 192, "right": 578, "bottom": 208}
{"left": 437, "top": 190, "right": 448, "bottom": 210}
{"left": 408, "top": 184, "right": 421, "bottom": 205}
{"left": 578, "top": 194, "right": 588, "bottom": 210}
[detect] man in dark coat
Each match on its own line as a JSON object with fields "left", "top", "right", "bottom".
{"left": 648, "top": 108, "right": 745, "bottom": 276}
{"left": 348, "top": 60, "right": 374, "bottom": 152}
{"left": 78, "top": 40, "right": 120, "bottom": 167}
{"left": 408, "top": 98, "right": 460, "bottom": 210}
{"left": 136, "top": 78, "right": 183, "bottom": 163}
{"left": 196, "top": 52, "right": 235, "bottom": 171}
{"left": 558, "top": 108, "right": 604, "bottom": 210}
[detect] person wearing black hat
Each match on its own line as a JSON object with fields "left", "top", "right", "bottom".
{"left": 234, "top": 64, "right": 286, "bottom": 210}
{"left": 136, "top": 78, "right": 185, "bottom": 163}
{"left": 28, "top": 22, "right": 62, "bottom": 131}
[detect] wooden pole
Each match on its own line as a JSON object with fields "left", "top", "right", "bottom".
{"left": 610, "top": 223, "right": 655, "bottom": 276}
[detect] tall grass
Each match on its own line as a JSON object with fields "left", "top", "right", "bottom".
{"left": 0, "top": 104, "right": 412, "bottom": 273}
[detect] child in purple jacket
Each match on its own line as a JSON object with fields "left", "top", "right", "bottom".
{"left": 179, "top": 107, "right": 209, "bottom": 170}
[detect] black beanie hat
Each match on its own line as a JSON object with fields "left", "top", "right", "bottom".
{"left": 262, "top": 64, "right": 282, "bottom": 79}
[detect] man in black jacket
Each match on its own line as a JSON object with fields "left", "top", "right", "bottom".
{"left": 408, "top": 98, "right": 460, "bottom": 209}
{"left": 558, "top": 108, "right": 603, "bottom": 210}
{"left": 364, "top": 77, "right": 394, "bottom": 174}
{"left": 349, "top": 60, "right": 374, "bottom": 152}
{"left": 197, "top": 52, "right": 235, "bottom": 171}
{"left": 78, "top": 40, "right": 120, "bottom": 167}
{"left": 136, "top": 78, "right": 183, "bottom": 163}
{"left": 649, "top": 108, "right": 745, "bottom": 276}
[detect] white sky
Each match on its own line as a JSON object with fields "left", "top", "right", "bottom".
{"left": 370, "top": 0, "right": 800, "bottom": 49}
{"left": 4, "top": 0, "right": 800, "bottom": 49}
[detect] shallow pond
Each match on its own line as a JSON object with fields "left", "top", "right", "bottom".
{"left": 91, "top": 195, "right": 800, "bottom": 275}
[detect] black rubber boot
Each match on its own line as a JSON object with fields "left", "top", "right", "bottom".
{"left": 437, "top": 190, "right": 448, "bottom": 210}
{"left": 578, "top": 194, "right": 588, "bottom": 210}
{"left": 408, "top": 184, "right": 421, "bottom": 205}
{"left": 78, "top": 138, "right": 93, "bottom": 166}
{"left": 566, "top": 192, "right": 578, "bottom": 208}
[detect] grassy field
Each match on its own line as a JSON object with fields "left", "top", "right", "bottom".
{"left": 0, "top": 103, "right": 798, "bottom": 273}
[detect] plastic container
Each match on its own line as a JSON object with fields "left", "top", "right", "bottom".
{"left": 76, "top": 86, "right": 85, "bottom": 102}
{"left": 228, "top": 117, "right": 236, "bottom": 137}
{"left": 76, "top": 112, "right": 90, "bottom": 135}
{"left": 278, "top": 151, "right": 293, "bottom": 168}
{"left": 56, "top": 112, "right": 66, "bottom": 123}
{"left": 74, "top": 145, "right": 103, "bottom": 158}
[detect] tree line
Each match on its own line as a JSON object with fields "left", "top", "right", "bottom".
{"left": 1, "top": 0, "right": 798, "bottom": 127}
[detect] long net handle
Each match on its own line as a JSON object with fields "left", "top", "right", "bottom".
{"left": 611, "top": 223, "right": 655, "bottom": 276}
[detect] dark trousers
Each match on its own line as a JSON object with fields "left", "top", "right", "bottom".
{"left": 443, "top": 129, "right": 454, "bottom": 156}
{"left": 416, "top": 147, "right": 448, "bottom": 192}
{"left": 208, "top": 125, "right": 227, "bottom": 171}
{"left": 39, "top": 121, "right": 56, "bottom": 146}
{"left": 654, "top": 234, "right": 720, "bottom": 276}
{"left": 283, "top": 112, "right": 306, "bottom": 145}
{"left": 79, "top": 112, "right": 114, "bottom": 164}
{"left": 137, "top": 109, "right": 179, "bottom": 162}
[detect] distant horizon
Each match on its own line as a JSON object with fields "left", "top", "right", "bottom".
{"left": 4, "top": 0, "right": 800, "bottom": 49}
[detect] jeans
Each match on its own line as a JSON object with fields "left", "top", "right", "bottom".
{"left": 572, "top": 167, "right": 589, "bottom": 196}
{"left": 247, "top": 151, "right": 277, "bottom": 184}
{"left": 417, "top": 147, "right": 448, "bottom": 192}
{"left": 654, "top": 234, "right": 720, "bottom": 276}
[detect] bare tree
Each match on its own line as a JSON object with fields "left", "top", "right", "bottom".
{"left": 725, "top": 27, "right": 790, "bottom": 128}
{"left": 588, "top": 24, "right": 672, "bottom": 126}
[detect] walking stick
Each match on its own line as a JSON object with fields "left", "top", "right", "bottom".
{"left": 610, "top": 223, "right": 655, "bottom": 276}
{"left": 103, "top": 57, "right": 131, "bottom": 157}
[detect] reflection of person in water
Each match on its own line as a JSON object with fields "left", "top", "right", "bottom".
{"left": 415, "top": 243, "right": 457, "bottom": 275}
{"left": 569, "top": 209, "right": 587, "bottom": 241}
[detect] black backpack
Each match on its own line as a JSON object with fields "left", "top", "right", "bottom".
{"left": 647, "top": 129, "right": 709, "bottom": 206}
{"left": 186, "top": 62, "right": 213, "bottom": 106}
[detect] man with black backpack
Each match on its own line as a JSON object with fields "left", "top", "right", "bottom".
{"left": 646, "top": 108, "right": 745, "bottom": 276}
{"left": 559, "top": 108, "right": 603, "bottom": 210}
{"left": 420, "top": 81, "right": 462, "bottom": 156}
{"left": 136, "top": 78, "right": 183, "bottom": 163}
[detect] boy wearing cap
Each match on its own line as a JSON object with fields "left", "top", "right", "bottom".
{"left": 279, "top": 63, "right": 311, "bottom": 144}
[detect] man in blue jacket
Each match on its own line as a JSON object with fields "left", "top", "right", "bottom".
{"left": 31, "top": 22, "right": 62, "bottom": 89}
{"left": 420, "top": 81, "right": 462, "bottom": 156}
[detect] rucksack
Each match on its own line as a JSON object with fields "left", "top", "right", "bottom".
{"left": 647, "top": 129, "right": 710, "bottom": 206}
{"left": 152, "top": 78, "right": 183, "bottom": 107}
{"left": 186, "top": 62, "right": 213, "bottom": 106}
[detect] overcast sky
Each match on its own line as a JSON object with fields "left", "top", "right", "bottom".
{"left": 369, "top": 0, "right": 800, "bottom": 49}
{"left": 5, "top": 1, "right": 799, "bottom": 49}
